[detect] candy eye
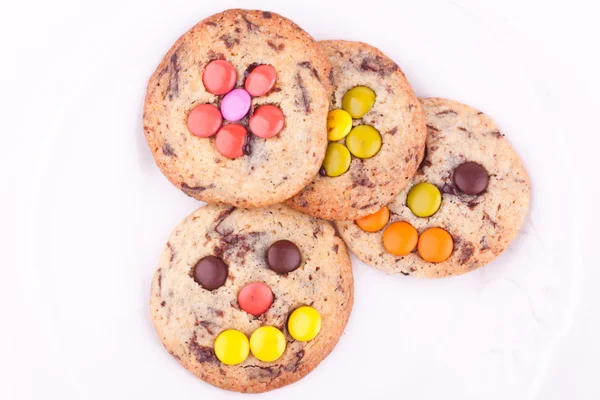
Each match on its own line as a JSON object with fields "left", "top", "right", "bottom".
{"left": 192, "top": 256, "right": 228, "bottom": 290}
{"left": 266, "top": 240, "right": 302, "bottom": 274}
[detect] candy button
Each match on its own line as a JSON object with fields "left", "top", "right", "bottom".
{"left": 267, "top": 240, "right": 302, "bottom": 274}
{"left": 322, "top": 143, "right": 351, "bottom": 177}
{"left": 327, "top": 109, "right": 352, "bottom": 141}
{"left": 288, "top": 306, "right": 321, "bottom": 342}
{"left": 345, "top": 125, "right": 382, "bottom": 159}
{"left": 406, "top": 182, "right": 442, "bottom": 217}
{"left": 249, "top": 326, "right": 286, "bottom": 362}
{"left": 238, "top": 282, "right": 273, "bottom": 316}
{"left": 187, "top": 104, "right": 222, "bottom": 138}
{"left": 453, "top": 162, "right": 489, "bottom": 195}
{"left": 193, "top": 256, "right": 228, "bottom": 290}
{"left": 249, "top": 105, "right": 284, "bottom": 138}
{"left": 220, "top": 88, "right": 251, "bottom": 121}
{"left": 214, "top": 329, "right": 249, "bottom": 365}
{"left": 215, "top": 124, "right": 247, "bottom": 159}
{"left": 342, "top": 86, "right": 376, "bottom": 119}
{"left": 418, "top": 227, "right": 454, "bottom": 263}
{"left": 382, "top": 221, "right": 418, "bottom": 256}
{"left": 356, "top": 206, "right": 390, "bottom": 232}
{"left": 244, "top": 65, "right": 277, "bottom": 96}
{"left": 203, "top": 60, "right": 237, "bottom": 95}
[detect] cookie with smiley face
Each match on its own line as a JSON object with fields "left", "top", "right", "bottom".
{"left": 144, "top": 9, "right": 332, "bottom": 208}
{"left": 150, "top": 204, "right": 353, "bottom": 393}
{"left": 335, "top": 98, "right": 530, "bottom": 277}
{"left": 286, "top": 40, "right": 427, "bottom": 220}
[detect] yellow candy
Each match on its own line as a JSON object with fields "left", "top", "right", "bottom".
{"left": 327, "top": 109, "right": 353, "bottom": 141}
{"left": 249, "top": 326, "right": 286, "bottom": 362}
{"left": 342, "top": 86, "right": 376, "bottom": 119}
{"left": 406, "top": 182, "right": 442, "bottom": 217}
{"left": 323, "top": 142, "right": 351, "bottom": 177}
{"left": 214, "top": 329, "right": 249, "bottom": 365}
{"left": 288, "top": 306, "right": 321, "bottom": 342}
{"left": 345, "top": 125, "right": 382, "bottom": 159}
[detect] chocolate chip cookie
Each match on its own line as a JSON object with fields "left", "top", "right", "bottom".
{"left": 150, "top": 204, "right": 353, "bottom": 392}
{"left": 286, "top": 40, "right": 427, "bottom": 220}
{"left": 336, "top": 98, "right": 530, "bottom": 277}
{"left": 144, "top": 9, "right": 332, "bottom": 207}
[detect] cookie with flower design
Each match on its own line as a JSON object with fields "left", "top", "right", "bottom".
{"left": 286, "top": 40, "right": 427, "bottom": 220}
{"left": 150, "top": 204, "right": 353, "bottom": 393}
{"left": 144, "top": 9, "right": 332, "bottom": 207}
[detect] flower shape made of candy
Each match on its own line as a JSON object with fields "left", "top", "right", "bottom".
{"left": 354, "top": 160, "right": 490, "bottom": 263}
{"left": 321, "top": 86, "right": 382, "bottom": 177}
{"left": 192, "top": 239, "right": 322, "bottom": 366}
{"left": 187, "top": 60, "right": 285, "bottom": 159}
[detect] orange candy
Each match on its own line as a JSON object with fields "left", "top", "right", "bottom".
{"left": 417, "top": 227, "right": 453, "bottom": 263}
{"left": 187, "top": 104, "right": 223, "bottom": 137}
{"left": 356, "top": 207, "right": 390, "bottom": 232}
{"left": 249, "top": 105, "right": 285, "bottom": 138}
{"left": 382, "top": 222, "right": 418, "bottom": 256}
{"left": 215, "top": 124, "right": 247, "bottom": 159}
{"left": 244, "top": 65, "right": 277, "bottom": 96}
{"left": 203, "top": 60, "right": 237, "bottom": 95}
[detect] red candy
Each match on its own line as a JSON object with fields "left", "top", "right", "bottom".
{"left": 244, "top": 65, "right": 277, "bottom": 96}
{"left": 238, "top": 282, "right": 273, "bottom": 316}
{"left": 187, "top": 104, "right": 222, "bottom": 137}
{"left": 249, "top": 105, "right": 285, "bottom": 138}
{"left": 203, "top": 60, "right": 237, "bottom": 95}
{"left": 215, "top": 124, "right": 247, "bottom": 159}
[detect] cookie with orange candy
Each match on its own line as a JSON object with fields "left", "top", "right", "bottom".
{"left": 335, "top": 98, "right": 530, "bottom": 277}
{"left": 150, "top": 204, "right": 353, "bottom": 392}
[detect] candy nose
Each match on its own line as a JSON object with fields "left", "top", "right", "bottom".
{"left": 238, "top": 282, "right": 273, "bottom": 316}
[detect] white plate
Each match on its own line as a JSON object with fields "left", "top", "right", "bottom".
{"left": 22, "top": 0, "right": 582, "bottom": 399}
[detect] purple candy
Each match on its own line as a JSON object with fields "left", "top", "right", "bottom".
{"left": 220, "top": 88, "right": 251, "bottom": 121}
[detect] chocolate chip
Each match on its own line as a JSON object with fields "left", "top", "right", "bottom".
{"left": 332, "top": 244, "right": 339, "bottom": 254}
{"left": 489, "top": 130, "right": 504, "bottom": 138}
{"left": 453, "top": 162, "right": 489, "bottom": 195}
{"left": 220, "top": 35, "right": 240, "bottom": 49}
{"left": 296, "top": 73, "right": 311, "bottom": 113}
{"left": 436, "top": 109, "right": 457, "bottom": 116}
{"left": 181, "top": 183, "right": 213, "bottom": 197}
{"left": 242, "top": 15, "right": 259, "bottom": 31}
{"left": 319, "top": 167, "right": 327, "bottom": 176}
{"left": 267, "top": 40, "right": 285, "bottom": 51}
{"left": 267, "top": 240, "right": 302, "bottom": 274}
{"left": 166, "top": 52, "right": 181, "bottom": 100}
{"left": 458, "top": 243, "right": 475, "bottom": 265}
{"left": 192, "top": 256, "right": 228, "bottom": 290}
{"left": 189, "top": 333, "right": 218, "bottom": 364}
{"left": 162, "top": 142, "right": 176, "bottom": 156}
{"left": 242, "top": 132, "right": 253, "bottom": 155}
{"left": 166, "top": 241, "right": 175, "bottom": 262}
{"left": 299, "top": 61, "right": 319, "bottom": 81}
{"left": 262, "top": 11, "right": 272, "bottom": 18}
{"left": 387, "top": 127, "right": 398, "bottom": 136}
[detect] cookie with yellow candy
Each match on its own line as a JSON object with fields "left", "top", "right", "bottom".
{"left": 287, "top": 40, "right": 427, "bottom": 220}
{"left": 150, "top": 204, "right": 353, "bottom": 392}
{"left": 336, "top": 98, "right": 530, "bottom": 278}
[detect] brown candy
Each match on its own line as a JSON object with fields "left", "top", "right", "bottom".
{"left": 453, "top": 162, "right": 489, "bottom": 195}
{"left": 266, "top": 240, "right": 301, "bottom": 274}
{"left": 193, "top": 256, "right": 228, "bottom": 290}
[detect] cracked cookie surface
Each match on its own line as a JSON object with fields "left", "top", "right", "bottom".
{"left": 336, "top": 98, "right": 530, "bottom": 277}
{"left": 150, "top": 204, "right": 353, "bottom": 392}
{"left": 144, "top": 9, "right": 331, "bottom": 207}
{"left": 286, "top": 40, "right": 427, "bottom": 220}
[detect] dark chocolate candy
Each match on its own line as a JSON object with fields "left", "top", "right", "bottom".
{"left": 266, "top": 240, "right": 301, "bottom": 274}
{"left": 453, "top": 162, "right": 489, "bottom": 195}
{"left": 193, "top": 256, "right": 228, "bottom": 290}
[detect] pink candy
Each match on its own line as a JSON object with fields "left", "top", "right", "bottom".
{"left": 220, "top": 88, "right": 251, "bottom": 121}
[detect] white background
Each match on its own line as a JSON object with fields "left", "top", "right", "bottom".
{"left": 1, "top": 0, "right": 598, "bottom": 399}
